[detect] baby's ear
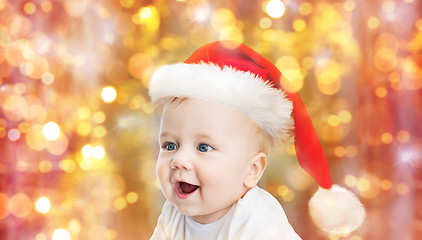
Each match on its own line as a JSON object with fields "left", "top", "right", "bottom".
{"left": 244, "top": 152, "right": 267, "bottom": 188}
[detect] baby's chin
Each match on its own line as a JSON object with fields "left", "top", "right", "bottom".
{"left": 173, "top": 202, "right": 202, "bottom": 217}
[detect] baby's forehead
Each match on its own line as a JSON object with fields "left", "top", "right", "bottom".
{"left": 163, "top": 97, "right": 252, "bottom": 123}
{"left": 162, "top": 98, "right": 264, "bottom": 134}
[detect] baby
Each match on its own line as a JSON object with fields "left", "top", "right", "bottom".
{"left": 148, "top": 41, "right": 365, "bottom": 239}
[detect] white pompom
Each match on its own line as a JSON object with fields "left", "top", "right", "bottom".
{"left": 309, "top": 185, "right": 365, "bottom": 235}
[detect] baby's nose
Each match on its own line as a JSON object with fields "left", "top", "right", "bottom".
{"left": 170, "top": 148, "right": 193, "bottom": 171}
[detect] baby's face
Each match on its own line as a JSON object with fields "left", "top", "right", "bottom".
{"left": 157, "top": 98, "right": 260, "bottom": 224}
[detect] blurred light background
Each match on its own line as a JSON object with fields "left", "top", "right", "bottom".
{"left": 0, "top": 0, "right": 421, "bottom": 239}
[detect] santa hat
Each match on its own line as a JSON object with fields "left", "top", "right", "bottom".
{"left": 148, "top": 41, "right": 365, "bottom": 234}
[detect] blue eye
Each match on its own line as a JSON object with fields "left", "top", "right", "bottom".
{"left": 197, "top": 143, "right": 213, "bottom": 152}
{"left": 164, "top": 142, "right": 177, "bottom": 151}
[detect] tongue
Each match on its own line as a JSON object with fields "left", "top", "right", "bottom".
{"left": 180, "top": 182, "right": 199, "bottom": 194}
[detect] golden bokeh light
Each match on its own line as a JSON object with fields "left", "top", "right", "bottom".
{"left": 76, "top": 122, "right": 92, "bottom": 136}
{"left": 24, "top": 2, "right": 37, "bottom": 15}
{"left": 277, "top": 185, "right": 289, "bottom": 197}
{"left": 35, "top": 197, "right": 51, "bottom": 214}
{"left": 344, "top": 0, "right": 356, "bottom": 11}
{"left": 375, "top": 87, "right": 388, "bottom": 98}
{"left": 298, "top": 2, "right": 313, "bottom": 16}
{"left": 368, "top": 17, "right": 380, "bottom": 29}
{"left": 357, "top": 178, "right": 370, "bottom": 192}
{"left": 39, "top": 160, "right": 52, "bottom": 173}
{"left": 292, "top": 19, "right": 306, "bottom": 32}
{"left": 126, "top": 192, "right": 139, "bottom": 204}
{"left": 9, "top": 193, "right": 33, "bottom": 218}
{"left": 52, "top": 228, "right": 71, "bottom": 240}
{"left": 101, "top": 86, "right": 117, "bottom": 103}
{"left": 120, "top": 0, "right": 134, "bottom": 8}
{"left": 3, "top": 95, "right": 27, "bottom": 122}
{"left": 358, "top": 175, "right": 381, "bottom": 199}
{"left": 259, "top": 17, "right": 272, "bottom": 29}
{"left": 345, "top": 145, "right": 358, "bottom": 158}
{"left": 381, "top": 132, "right": 393, "bottom": 144}
{"left": 42, "top": 121, "right": 60, "bottom": 141}
{"left": 266, "top": 0, "right": 286, "bottom": 19}
{"left": 374, "top": 48, "right": 397, "bottom": 72}
{"left": 46, "top": 134, "right": 69, "bottom": 155}
{"left": 93, "top": 125, "right": 107, "bottom": 138}
{"left": 334, "top": 146, "right": 346, "bottom": 157}
{"left": 139, "top": 7, "right": 153, "bottom": 19}
{"left": 59, "top": 159, "right": 77, "bottom": 173}
{"left": 79, "top": 158, "right": 92, "bottom": 171}
{"left": 93, "top": 145, "right": 106, "bottom": 160}
{"left": 41, "top": 1, "right": 53, "bottom": 12}
{"left": 81, "top": 144, "right": 94, "bottom": 157}
{"left": 277, "top": 184, "right": 295, "bottom": 202}
{"left": 77, "top": 106, "right": 91, "bottom": 120}
{"left": 35, "top": 233, "right": 48, "bottom": 240}
{"left": 380, "top": 179, "right": 392, "bottom": 190}
{"left": 132, "top": 5, "right": 160, "bottom": 31}
{"left": 315, "top": 59, "right": 342, "bottom": 95}
{"left": 338, "top": 110, "right": 352, "bottom": 123}
{"left": 344, "top": 175, "right": 358, "bottom": 187}
{"left": 219, "top": 26, "right": 244, "bottom": 44}
{"left": 68, "top": 218, "right": 81, "bottom": 234}
{"left": 276, "top": 56, "right": 304, "bottom": 91}
{"left": 328, "top": 115, "right": 341, "bottom": 127}
{"left": 282, "top": 190, "right": 295, "bottom": 202}
{"left": 127, "top": 53, "right": 152, "bottom": 80}
{"left": 113, "top": 197, "right": 127, "bottom": 210}
{"left": 92, "top": 111, "right": 106, "bottom": 123}
{"left": 41, "top": 72, "right": 55, "bottom": 85}
{"left": 26, "top": 125, "right": 48, "bottom": 151}
{"left": 319, "top": 121, "right": 344, "bottom": 142}
{"left": 397, "top": 130, "right": 410, "bottom": 143}
{"left": 106, "top": 229, "right": 117, "bottom": 239}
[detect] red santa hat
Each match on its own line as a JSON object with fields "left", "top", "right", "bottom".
{"left": 148, "top": 41, "right": 365, "bottom": 234}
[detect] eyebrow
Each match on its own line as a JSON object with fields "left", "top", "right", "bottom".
{"left": 159, "top": 132, "right": 214, "bottom": 140}
{"left": 159, "top": 132, "right": 171, "bottom": 138}
{"left": 194, "top": 133, "right": 214, "bottom": 141}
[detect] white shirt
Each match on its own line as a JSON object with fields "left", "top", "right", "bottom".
{"left": 150, "top": 186, "right": 302, "bottom": 240}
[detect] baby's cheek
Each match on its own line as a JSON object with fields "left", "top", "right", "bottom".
{"left": 156, "top": 159, "right": 168, "bottom": 179}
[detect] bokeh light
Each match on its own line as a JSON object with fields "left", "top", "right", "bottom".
{"left": 9, "top": 193, "right": 32, "bottom": 218}
{"left": 42, "top": 122, "right": 60, "bottom": 141}
{"left": 266, "top": 0, "right": 286, "bottom": 19}
{"left": 52, "top": 229, "right": 71, "bottom": 240}
{"left": 35, "top": 197, "right": 51, "bottom": 214}
{"left": 0, "top": 1, "right": 421, "bottom": 239}
{"left": 101, "top": 86, "right": 117, "bottom": 103}
{"left": 0, "top": 193, "right": 9, "bottom": 219}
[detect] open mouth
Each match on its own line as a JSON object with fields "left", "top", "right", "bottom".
{"left": 175, "top": 181, "right": 199, "bottom": 199}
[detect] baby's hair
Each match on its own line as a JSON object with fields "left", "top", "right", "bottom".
{"left": 169, "top": 97, "right": 187, "bottom": 105}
